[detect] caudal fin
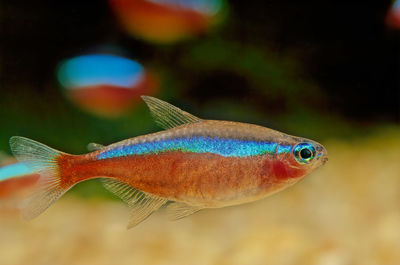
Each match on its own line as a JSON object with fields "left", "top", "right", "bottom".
{"left": 9, "top": 136, "right": 71, "bottom": 220}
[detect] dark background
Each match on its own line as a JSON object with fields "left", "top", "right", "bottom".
{"left": 1, "top": 0, "right": 399, "bottom": 151}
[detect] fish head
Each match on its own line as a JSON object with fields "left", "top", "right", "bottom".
{"left": 269, "top": 136, "right": 328, "bottom": 181}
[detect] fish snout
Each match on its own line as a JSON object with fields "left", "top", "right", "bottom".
{"left": 315, "top": 144, "right": 328, "bottom": 165}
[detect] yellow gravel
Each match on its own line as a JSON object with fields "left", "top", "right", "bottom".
{"left": 1, "top": 129, "right": 399, "bottom": 265}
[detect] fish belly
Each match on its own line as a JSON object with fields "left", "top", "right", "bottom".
{"left": 81, "top": 151, "right": 284, "bottom": 207}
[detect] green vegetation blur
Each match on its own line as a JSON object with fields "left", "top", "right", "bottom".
{"left": 0, "top": 1, "right": 398, "bottom": 199}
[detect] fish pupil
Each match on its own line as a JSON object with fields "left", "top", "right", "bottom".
{"left": 300, "top": 148, "right": 312, "bottom": 159}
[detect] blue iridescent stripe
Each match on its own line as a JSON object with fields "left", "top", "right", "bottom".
{"left": 97, "top": 136, "right": 287, "bottom": 160}
{"left": 0, "top": 162, "right": 34, "bottom": 181}
{"left": 276, "top": 144, "right": 292, "bottom": 154}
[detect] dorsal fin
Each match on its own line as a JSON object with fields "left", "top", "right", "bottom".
{"left": 141, "top": 96, "right": 202, "bottom": 129}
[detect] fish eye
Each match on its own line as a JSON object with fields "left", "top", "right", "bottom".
{"left": 300, "top": 148, "right": 312, "bottom": 159}
{"left": 293, "top": 143, "right": 316, "bottom": 164}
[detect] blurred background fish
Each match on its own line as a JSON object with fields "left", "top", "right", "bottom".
{"left": 0, "top": 155, "right": 39, "bottom": 213}
{"left": 109, "top": 0, "right": 226, "bottom": 43}
{"left": 386, "top": 0, "right": 400, "bottom": 29}
{"left": 0, "top": 0, "right": 399, "bottom": 264}
{"left": 57, "top": 53, "right": 158, "bottom": 117}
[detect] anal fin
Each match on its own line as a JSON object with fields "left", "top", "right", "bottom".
{"left": 102, "top": 179, "right": 167, "bottom": 228}
{"left": 167, "top": 202, "right": 202, "bottom": 221}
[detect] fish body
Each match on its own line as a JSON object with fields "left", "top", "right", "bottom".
{"left": 10, "top": 96, "right": 328, "bottom": 227}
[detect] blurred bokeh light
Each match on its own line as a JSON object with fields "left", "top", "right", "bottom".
{"left": 386, "top": 0, "right": 400, "bottom": 29}
{"left": 109, "top": 0, "right": 226, "bottom": 43}
{"left": 0, "top": 157, "right": 39, "bottom": 211}
{"left": 0, "top": 1, "right": 398, "bottom": 264}
{"left": 0, "top": 161, "right": 33, "bottom": 182}
{"left": 57, "top": 54, "right": 159, "bottom": 117}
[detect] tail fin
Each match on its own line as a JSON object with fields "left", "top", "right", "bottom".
{"left": 9, "top": 136, "right": 71, "bottom": 220}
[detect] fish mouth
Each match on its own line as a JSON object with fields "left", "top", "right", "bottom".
{"left": 322, "top": 156, "right": 328, "bottom": 164}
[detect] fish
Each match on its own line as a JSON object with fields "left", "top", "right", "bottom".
{"left": 9, "top": 96, "right": 328, "bottom": 228}
{"left": 0, "top": 159, "right": 40, "bottom": 211}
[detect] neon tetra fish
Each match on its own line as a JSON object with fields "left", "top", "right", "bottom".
{"left": 10, "top": 96, "right": 328, "bottom": 228}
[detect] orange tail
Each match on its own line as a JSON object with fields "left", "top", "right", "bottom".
{"left": 9, "top": 136, "right": 75, "bottom": 220}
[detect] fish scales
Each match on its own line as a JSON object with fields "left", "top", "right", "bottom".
{"left": 59, "top": 121, "right": 305, "bottom": 206}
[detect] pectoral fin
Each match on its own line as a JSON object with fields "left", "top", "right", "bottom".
{"left": 167, "top": 202, "right": 203, "bottom": 221}
{"left": 102, "top": 179, "right": 167, "bottom": 228}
